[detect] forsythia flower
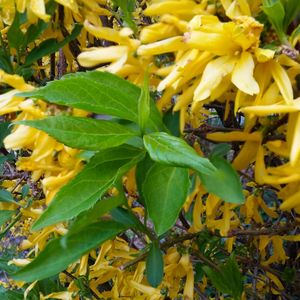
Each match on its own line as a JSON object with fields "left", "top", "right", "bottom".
{"left": 1, "top": 0, "right": 300, "bottom": 298}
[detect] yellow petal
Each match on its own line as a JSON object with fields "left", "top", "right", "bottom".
{"left": 137, "top": 36, "right": 187, "bottom": 56}
{"left": 206, "top": 131, "right": 261, "bottom": 142}
{"left": 240, "top": 103, "right": 300, "bottom": 116}
{"left": 54, "top": 0, "right": 79, "bottom": 14}
{"left": 16, "top": 0, "right": 26, "bottom": 13}
{"left": 255, "top": 48, "right": 275, "bottom": 63}
{"left": 129, "top": 280, "right": 161, "bottom": 296}
{"left": 280, "top": 189, "right": 300, "bottom": 210}
{"left": 263, "top": 173, "right": 300, "bottom": 184}
{"left": 140, "top": 23, "right": 178, "bottom": 43}
{"left": 185, "top": 30, "right": 239, "bottom": 56}
{"left": 266, "top": 272, "right": 284, "bottom": 291}
{"left": 234, "top": 89, "right": 247, "bottom": 115}
{"left": 78, "top": 46, "right": 128, "bottom": 68}
{"left": 24, "top": 281, "right": 38, "bottom": 300}
{"left": 81, "top": 0, "right": 111, "bottom": 15}
{"left": 161, "top": 14, "right": 188, "bottom": 32}
{"left": 260, "top": 82, "right": 281, "bottom": 105}
{"left": 43, "top": 291, "right": 74, "bottom": 300}
{"left": 8, "top": 258, "right": 32, "bottom": 267}
{"left": 210, "top": 74, "right": 232, "bottom": 101}
{"left": 183, "top": 267, "right": 194, "bottom": 300}
{"left": 223, "top": 0, "right": 251, "bottom": 18}
{"left": 231, "top": 52, "right": 259, "bottom": 95}
{"left": 237, "top": 0, "right": 251, "bottom": 15}
{"left": 173, "top": 78, "right": 200, "bottom": 111}
{"left": 194, "top": 56, "right": 236, "bottom": 101}
{"left": 144, "top": 1, "right": 206, "bottom": 17}
{"left": 157, "top": 49, "right": 198, "bottom": 91}
{"left": 4, "top": 125, "right": 38, "bottom": 150}
{"left": 83, "top": 20, "right": 136, "bottom": 48}
{"left": 270, "top": 60, "right": 294, "bottom": 103}
{"left": 255, "top": 145, "right": 267, "bottom": 185}
{"left": 282, "top": 235, "right": 300, "bottom": 241}
{"left": 257, "top": 196, "right": 279, "bottom": 218}
{"left": 99, "top": 53, "right": 128, "bottom": 74}
{"left": 288, "top": 112, "right": 300, "bottom": 165}
{"left": 0, "top": 70, "right": 33, "bottom": 91}
{"left": 29, "top": 0, "right": 50, "bottom": 21}
{"left": 266, "top": 140, "right": 289, "bottom": 157}
{"left": 232, "top": 140, "right": 260, "bottom": 170}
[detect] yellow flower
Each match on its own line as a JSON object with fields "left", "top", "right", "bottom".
{"left": 144, "top": 0, "right": 208, "bottom": 19}
{"left": 40, "top": 291, "right": 74, "bottom": 300}
{"left": 220, "top": 0, "right": 251, "bottom": 19}
{"left": 0, "top": 71, "right": 33, "bottom": 91}
{"left": 78, "top": 46, "right": 128, "bottom": 68}
{"left": 280, "top": 189, "right": 300, "bottom": 210}
{"left": 4, "top": 123, "right": 39, "bottom": 150}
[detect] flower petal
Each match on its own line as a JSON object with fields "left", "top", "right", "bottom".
{"left": 194, "top": 56, "right": 236, "bottom": 101}
{"left": 231, "top": 52, "right": 259, "bottom": 95}
{"left": 270, "top": 60, "right": 294, "bottom": 103}
{"left": 77, "top": 46, "right": 128, "bottom": 68}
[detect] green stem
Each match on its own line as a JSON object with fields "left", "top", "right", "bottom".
{"left": 0, "top": 212, "right": 22, "bottom": 239}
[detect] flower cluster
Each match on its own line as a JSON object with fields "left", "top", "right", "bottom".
{"left": 0, "top": 0, "right": 300, "bottom": 299}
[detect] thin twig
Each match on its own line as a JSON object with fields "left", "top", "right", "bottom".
{"left": 62, "top": 270, "right": 101, "bottom": 300}
{"left": 226, "top": 223, "right": 298, "bottom": 238}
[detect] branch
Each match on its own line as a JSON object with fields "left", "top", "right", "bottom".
{"left": 226, "top": 223, "right": 298, "bottom": 238}
{"left": 62, "top": 270, "right": 101, "bottom": 300}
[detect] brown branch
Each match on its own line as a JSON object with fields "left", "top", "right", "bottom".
{"left": 119, "top": 252, "right": 147, "bottom": 270}
{"left": 226, "top": 223, "right": 298, "bottom": 238}
{"left": 120, "top": 231, "right": 221, "bottom": 272}
{"left": 179, "top": 211, "right": 190, "bottom": 230}
{"left": 50, "top": 52, "right": 55, "bottom": 80}
{"left": 0, "top": 174, "right": 25, "bottom": 180}
{"left": 192, "top": 252, "right": 221, "bottom": 272}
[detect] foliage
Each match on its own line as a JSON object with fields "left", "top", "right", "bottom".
{"left": 0, "top": 0, "right": 300, "bottom": 299}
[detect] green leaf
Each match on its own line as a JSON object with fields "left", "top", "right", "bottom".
{"left": 282, "top": 0, "right": 300, "bottom": 30}
{"left": 110, "top": 207, "right": 145, "bottom": 232}
{"left": 142, "top": 163, "right": 189, "bottom": 235}
{"left": 0, "top": 286, "right": 23, "bottom": 300}
{"left": 17, "top": 116, "right": 138, "bottom": 151}
{"left": 210, "top": 143, "right": 231, "bottom": 158}
{"left": 13, "top": 220, "right": 127, "bottom": 282}
{"left": 0, "top": 50, "right": 13, "bottom": 74}
{"left": 7, "top": 11, "right": 26, "bottom": 51}
{"left": 290, "top": 23, "right": 300, "bottom": 46}
{"left": 138, "top": 73, "right": 150, "bottom": 133}
{"left": 0, "top": 121, "right": 11, "bottom": 147}
{"left": 199, "top": 156, "right": 244, "bottom": 204}
{"left": 203, "top": 255, "right": 243, "bottom": 300}
{"left": 23, "top": 24, "right": 82, "bottom": 66}
{"left": 32, "top": 145, "right": 145, "bottom": 230}
{"left": 112, "top": 0, "right": 137, "bottom": 33}
{"left": 0, "top": 210, "right": 15, "bottom": 227}
{"left": 76, "top": 150, "right": 95, "bottom": 162}
{"left": 24, "top": 20, "right": 49, "bottom": 46}
{"left": 146, "top": 241, "right": 164, "bottom": 287}
{"left": 263, "top": 0, "right": 287, "bottom": 42}
{"left": 143, "top": 132, "right": 216, "bottom": 175}
{"left": 0, "top": 258, "right": 19, "bottom": 274}
{"left": 21, "top": 184, "right": 30, "bottom": 199}
{"left": 163, "top": 110, "right": 180, "bottom": 137}
{"left": 0, "top": 189, "right": 16, "bottom": 204}
{"left": 18, "top": 71, "right": 164, "bottom": 132}
{"left": 136, "top": 154, "right": 154, "bottom": 206}
{"left": 69, "top": 194, "right": 125, "bottom": 233}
